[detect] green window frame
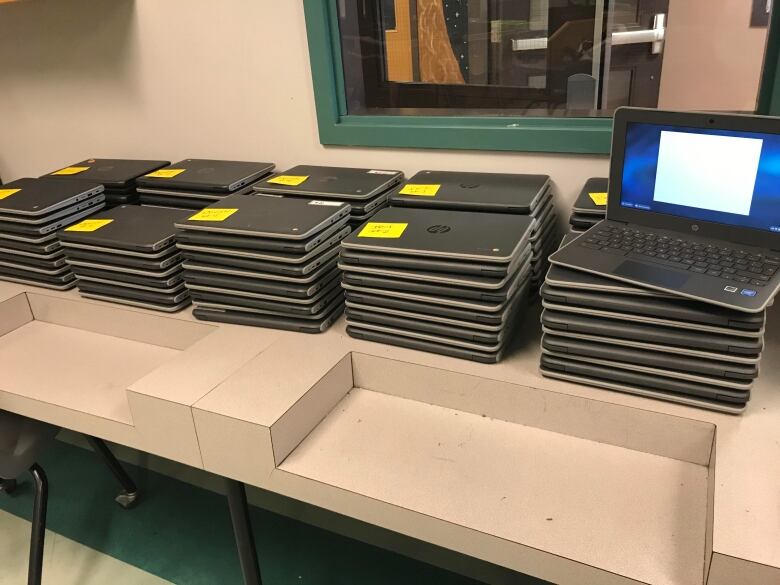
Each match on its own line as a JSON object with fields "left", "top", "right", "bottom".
{"left": 304, "top": 0, "right": 780, "bottom": 155}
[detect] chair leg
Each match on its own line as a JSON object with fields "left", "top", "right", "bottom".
{"left": 28, "top": 464, "right": 47, "bottom": 585}
{"left": 85, "top": 436, "right": 138, "bottom": 509}
{"left": 226, "top": 479, "right": 262, "bottom": 585}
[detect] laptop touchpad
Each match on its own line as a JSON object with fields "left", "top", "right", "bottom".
{"left": 614, "top": 260, "right": 690, "bottom": 289}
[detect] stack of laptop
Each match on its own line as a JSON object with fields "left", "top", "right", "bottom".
{"left": 0, "top": 178, "right": 106, "bottom": 290}
{"left": 42, "top": 159, "right": 170, "bottom": 206}
{"left": 174, "top": 192, "right": 351, "bottom": 333}
{"left": 569, "top": 178, "right": 607, "bottom": 232}
{"left": 541, "top": 235, "right": 764, "bottom": 413}
{"left": 135, "top": 159, "right": 275, "bottom": 209}
{"left": 340, "top": 207, "right": 535, "bottom": 363}
{"left": 543, "top": 108, "right": 780, "bottom": 413}
{"left": 388, "top": 170, "right": 560, "bottom": 287}
{"left": 253, "top": 165, "right": 403, "bottom": 230}
{"left": 58, "top": 206, "right": 191, "bottom": 312}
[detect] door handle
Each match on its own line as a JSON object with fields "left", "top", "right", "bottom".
{"left": 511, "top": 37, "right": 548, "bottom": 51}
{"left": 611, "top": 13, "right": 666, "bottom": 54}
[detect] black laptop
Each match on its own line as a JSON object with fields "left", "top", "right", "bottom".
{"left": 43, "top": 159, "right": 170, "bottom": 188}
{"left": 550, "top": 108, "right": 780, "bottom": 313}
{"left": 572, "top": 178, "right": 609, "bottom": 216}
{"left": 389, "top": 170, "right": 550, "bottom": 213}
{"left": 540, "top": 309, "right": 763, "bottom": 357}
{"left": 0, "top": 203, "right": 105, "bottom": 236}
{"left": 341, "top": 207, "right": 533, "bottom": 263}
{"left": 254, "top": 165, "right": 403, "bottom": 200}
{"left": 541, "top": 334, "right": 757, "bottom": 381}
{"left": 0, "top": 178, "right": 104, "bottom": 216}
{"left": 174, "top": 192, "right": 350, "bottom": 239}
{"left": 58, "top": 205, "right": 189, "bottom": 253}
{"left": 135, "top": 159, "right": 275, "bottom": 193}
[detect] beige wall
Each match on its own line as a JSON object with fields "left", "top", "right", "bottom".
{"left": 658, "top": 0, "right": 768, "bottom": 111}
{"left": 0, "top": 0, "right": 606, "bottom": 210}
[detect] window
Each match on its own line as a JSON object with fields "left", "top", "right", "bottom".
{"left": 304, "top": 0, "right": 780, "bottom": 152}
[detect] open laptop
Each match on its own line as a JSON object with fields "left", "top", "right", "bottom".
{"left": 253, "top": 165, "right": 403, "bottom": 200}
{"left": 388, "top": 170, "right": 550, "bottom": 214}
{"left": 550, "top": 108, "right": 780, "bottom": 313}
{"left": 135, "top": 159, "right": 275, "bottom": 193}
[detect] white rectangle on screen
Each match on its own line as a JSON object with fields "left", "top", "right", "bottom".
{"left": 653, "top": 130, "right": 763, "bottom": 216}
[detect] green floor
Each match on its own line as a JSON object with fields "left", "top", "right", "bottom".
{"left": 0, "top": 439, "right": 483, "bottom": 585}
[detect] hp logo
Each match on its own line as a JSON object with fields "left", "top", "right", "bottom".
{"left": 691, "top": 224, "right": 699, "bottom": 232}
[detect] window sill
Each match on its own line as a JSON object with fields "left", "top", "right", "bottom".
{"left": 320, "top": 114, "right": 613, "bottom": 154}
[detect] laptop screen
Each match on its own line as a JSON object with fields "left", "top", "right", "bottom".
{"left": 620, "top": 122, "right": 780, "bottom": 233}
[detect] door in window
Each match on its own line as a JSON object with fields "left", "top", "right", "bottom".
{"left": 603, "top": 0, "right": 670, "bottom": 111}
{"left": 342, "top": 0, "right": 769, "bottom": 117}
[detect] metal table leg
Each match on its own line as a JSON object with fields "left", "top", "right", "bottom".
{"left": 28, "top": 464, "right": 48, "bottom": 585}
{"left": 226, "top": 479, "right": 262, "bottom": 585}
{"left": 86, "top": 436, "right": 138, "bottom": 508}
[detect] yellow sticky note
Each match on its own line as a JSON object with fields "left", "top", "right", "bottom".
{"left": 358, "top": 222, "right": 408, "bottom": 239}
{"left": 188, "top": 208, "right": 238, "bottom": 222}
{"left": 145, "top": 168, "right": 186, "bottom": 179}
{"left": 0, "top": 188, "right": 21, "bottom": 200}
{"left": 52, "top": 166, "right": 89, "bottom": 176}
{"left": 399, "top": 184, "right": 440, "bottom": 197}
{"left": 65, "top": 219, "right": 114, "bottom": 232}
{"left": 589, "top": 192, "right": 608, "bottom": 206}
{"left": 267, "top": 175, "right": 309, "bottom": 186}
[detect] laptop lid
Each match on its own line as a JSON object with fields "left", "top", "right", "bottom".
{"left": 341, "top": 207, "right": 533, "bottom": 263}
{"left": 572, "top": 177, "right": 608, "bottom": 215}
{"left": 389, "top": 170, "right": 550, "bottom": 213}
{"left": 58, "top": 205, "right": 189, "bottom": 252}
{"left": 44, "top": 159, "right": 170, "bottom": 188}
{"left": 608, "top": 108, "right": 780, "bottom": 251}
{"left": 254, "top": 165, "right": 404, "bottom": 200}
{"left": 135, "top": 159, "right": 275, "bottom": 192}
{"left": 174, "top": 192, "right": 351, "bottom": 239}
{"left": 0, "top": 178, "right": 104, "bottom": 216}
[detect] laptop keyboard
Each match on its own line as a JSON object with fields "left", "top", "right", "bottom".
{"left": 580, "top": 224, "right": 779, "bottom": 287}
